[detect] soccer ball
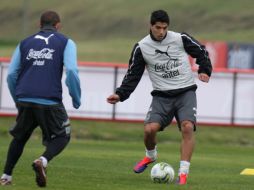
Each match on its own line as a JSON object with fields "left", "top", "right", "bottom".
{"left": 150, "top": 162, "right": 175, "bottom": 183}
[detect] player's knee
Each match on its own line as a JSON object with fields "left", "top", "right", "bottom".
{"left": 144, "top": 126, "right": 153, "bottom": 135}
{"left": 181, "top": 121, "right": 194, "bottom": 134}
{"left": 144, "top": 123, "right": 159, "bottom": 135}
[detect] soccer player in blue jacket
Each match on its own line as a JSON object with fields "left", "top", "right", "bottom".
{"left": 0, "top": 11, "right": 81, "bottom": 187}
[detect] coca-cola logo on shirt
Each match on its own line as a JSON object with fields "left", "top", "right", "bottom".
{"left": 26, "top": 48, "right": 55, "bottom": 60}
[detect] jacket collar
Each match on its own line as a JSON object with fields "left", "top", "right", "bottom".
{"left": 149, "top": 30, "right": 167, "bottom": 42}
{"left": 40, "top": 25, "right": 57, "bottom": 32}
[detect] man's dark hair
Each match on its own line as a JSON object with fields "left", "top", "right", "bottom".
{"left": 150, "top": 10, "right": 170, "bottom": 25}
{"left": 40, "top": 11, "right": 60, "bottom": 27}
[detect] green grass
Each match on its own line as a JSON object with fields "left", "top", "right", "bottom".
{"left": 76, "top": 38, "right": 138, "bottom": 63}
{"left": 1, "top": 0, "right": 254, "bottom": 63}
{"left": 1, "top": 0, "right": 254, "bottom": 41}
{"left": 0, "top": 116, "right": 254, "bottom": 190}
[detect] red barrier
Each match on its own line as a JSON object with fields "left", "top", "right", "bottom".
{"left": 1, "top": 57, "right": 254, "bottom": 74}
{"left": 189, "top": 41, "right": 228, "bottom": 69}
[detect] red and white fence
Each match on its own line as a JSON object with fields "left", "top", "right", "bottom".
{"left": 0, "top": 58, "right": 254, "bottom": 127}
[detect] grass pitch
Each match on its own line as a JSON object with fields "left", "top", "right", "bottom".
{"left": 0, "top": 117, "right": 254, "bottom": 190}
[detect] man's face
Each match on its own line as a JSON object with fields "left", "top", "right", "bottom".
{"left": 150, "top": 22, "right": 168, "bottom": 41}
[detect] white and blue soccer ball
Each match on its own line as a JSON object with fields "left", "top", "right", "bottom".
{"left": 150, "top": 162, "right": 175, "bottom": 183}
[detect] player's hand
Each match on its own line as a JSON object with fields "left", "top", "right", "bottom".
{"left": 73, "top": 100, "right": 81, "bottom": 109}
{"left": 198, "top": 73, "right": 210, "bottom": 83}
{"left": 107, "top": 94, "right": 120, "bottom": 104}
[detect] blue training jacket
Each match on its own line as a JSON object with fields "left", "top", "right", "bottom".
{"left": 7, "top": 28, "right": 81, "bottom": 109}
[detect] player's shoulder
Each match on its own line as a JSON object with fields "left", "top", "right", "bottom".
{"left": 167, "top": 30, "right": 182, "bottom": 39}
{"left": 180, "top": 32, "right": 192, "bottom": 38}
{"left": 54, "top": 32, "right": 70, "bottom": 40}
{"left": 21, "top": 32, "right": 38, "bottom": 42}
{"left": 138, "top": 34, "right": 150, "bottom": 44}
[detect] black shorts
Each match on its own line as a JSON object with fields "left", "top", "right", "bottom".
{"left": 10, "top": 102, "right": 71, "bottom": 145}
{"left": 144, "top": 90, "right": 197, "bottom": 131}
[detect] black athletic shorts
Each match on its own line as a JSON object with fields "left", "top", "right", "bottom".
{"left": 144, "top": 90, "right": 197, "bottom": 131}
{"left": 9, "top": 101, "right": 71, "bottom": 145}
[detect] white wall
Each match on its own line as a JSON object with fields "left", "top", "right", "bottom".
{"left": 0, "top": 62, "right": 253, "bottom": 126}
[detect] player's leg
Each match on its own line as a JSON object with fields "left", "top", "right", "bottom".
{"left": 42, "top": 136, "right": 70, "bottom": 162}
{"left": 133, "top": 123, "right": 160, "bottom": 173}
{"left": 144, "top": 122, "right": 160, "bottom": 155}
{"left": 32, "top": 103, "right": 70, "bottom": 187}
{"left": 180, "top": 120, "right": 195, "bottom": 162}
{"left": 134, "top": 96, "right": 174, "bottom": 173}
{"left": 32, "top": 136, "right": 70, "bottom": 187}
{"left": 1, "top": 102, "right": 36, "bottom": 186}
{"left": 177, "top": 120, "right": 195, "bottom": 185}
{"left": 175, "top": 90, "right": 197, "bottom": 185}
{"left": 0, "top": 138, "right": 29, "bottom": 186}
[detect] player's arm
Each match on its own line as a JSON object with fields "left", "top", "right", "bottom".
{"left": 107, "top": 43, "right": 146, "bottom": 104}
{"left": 181, "top": 32, "right": 212, "bottom": 82}
{"left": 7, "top": 44, "right": 21, "bottom": 102}
{"left": 64, "top": 39, "right": 81, "bottom": 109}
